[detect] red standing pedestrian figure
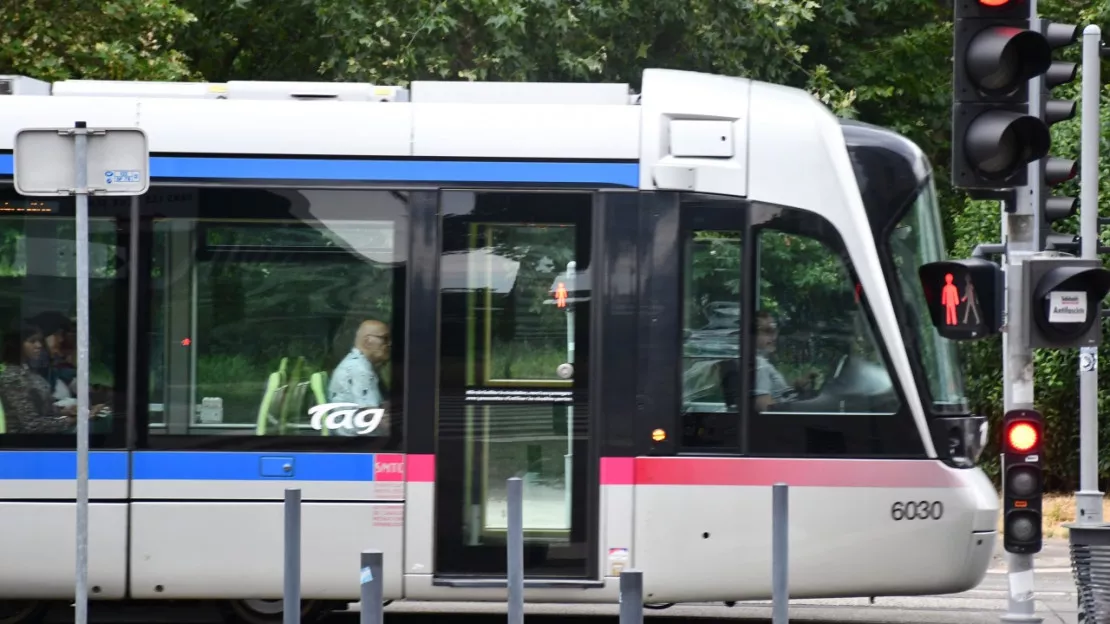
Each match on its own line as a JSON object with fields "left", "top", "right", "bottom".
{"left": 941, "top": 273, "right": 959, "bottom": 325}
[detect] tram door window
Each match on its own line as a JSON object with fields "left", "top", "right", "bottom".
{"left": 679, "top": 197, "right": 744, "bottom": 450}
{"left": 144, "top": 188, "right": 406, "bottom": 449}
{"left": 746, "top": 203, "right": 911, "bottom": 457}
{"left": 435, "top": 191, "right": 594, "bottom": 579}
{"left": 0, "top": 193, "right": 127, "bottom": 447}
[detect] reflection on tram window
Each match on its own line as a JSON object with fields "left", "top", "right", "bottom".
{"left": 750, "top": 227, "right": 896, "bottom": 417}
{"left": 680, "top": 230, "right": 742, "bottom": 448}
{"left": 0, "top": 208, "right": 123, "bottom": 442}
{"left": 147, "top": 189, "right": 406, "bottom": 444}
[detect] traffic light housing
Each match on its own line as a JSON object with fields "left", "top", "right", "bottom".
{"left": 1023, "top": 257, "right": 1110, "bottom": 348}
{"left": 1036, "top": 20, "right": 1081, "bottom": 252}
{"left": 918, "top": 258, "right": 1004, "bottom": 340}
{"left": 952, "top": 0, "right": 1052, "bottom": 190}
{"left": 1001, "top": 409, "right": 1043, "bottom": 554}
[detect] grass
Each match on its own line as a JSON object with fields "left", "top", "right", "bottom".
{"left": 1005, "top": 494, "right": 1110, "bottom": 539}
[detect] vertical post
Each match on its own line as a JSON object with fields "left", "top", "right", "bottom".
{"left": 73, "top": 120, "right": 91, "bottom": 624}
{"left": 619, "top": 570, "right": 643, "bottom": 624}
{"left": 1076, "top": 24, "right": 1103, "bottom": 526}
{"left": 771, "top": 483, "right": 789, "bottom": 624}
{"left": 359, "top": 550, "right": 384, "bottom": 624}
{"left": 1001, "top": 3, "right": 1043, "bottom": 621}
{"left": 507, "top": 476, "right": 524, "bottom": 624}
{"left": 284, "top": 488, "right": 301, "bottom": 624}
{"left": 564, "top": 260, "right": 575, "bottom": 528}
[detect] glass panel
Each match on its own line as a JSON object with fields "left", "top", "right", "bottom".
{"left": 752, "top": 227, "right": 898, "bottom": 416}
{"left": 888, "top": 179, "right": 968, "bottom": 411}
{"left": 0, "top": 201, "right": 123, "bottom": 441}
{"left": 483, "top": 223, "right": 577, "bottom": 385}
{"left": 147, "top": 189, "right": 405, "bottom": 442}
{"left": 681, "top": 230, "right": 742, "bottom": 447}
{"left": 461, "top": 221, "right": 576, "bottom": 540}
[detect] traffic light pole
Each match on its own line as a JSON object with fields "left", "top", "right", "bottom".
{"left": 1001, "top": 4, "right": 1043, "bottom": 622}
{"left": 1075, "top": 24, "right": 1103, "bottom": 527}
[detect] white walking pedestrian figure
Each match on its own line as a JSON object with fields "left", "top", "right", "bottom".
{"left": 962, "top": 274, "right": 981, "bottom": 325}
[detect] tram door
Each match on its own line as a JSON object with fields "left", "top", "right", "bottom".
{"left": 434, "top": 191, "right": 595, "bottom": 579}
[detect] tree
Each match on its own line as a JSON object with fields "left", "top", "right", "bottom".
{"left": 0, "top": 0, "right": 198, "bottom": 81}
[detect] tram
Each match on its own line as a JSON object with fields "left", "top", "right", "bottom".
{"left": 0, "top": 68, "right": 997, "bottom": 624}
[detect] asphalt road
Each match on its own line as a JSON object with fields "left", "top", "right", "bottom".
{"left": 55, "top": 538, "right": 1081, "bottom": 624}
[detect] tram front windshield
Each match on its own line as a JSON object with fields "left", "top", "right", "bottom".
{"left": 886, "top": 177, "right": 968, "bottom": 414}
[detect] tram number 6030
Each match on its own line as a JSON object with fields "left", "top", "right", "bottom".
{"left": 890, "top": 501, "right": 943, "bottom": 521}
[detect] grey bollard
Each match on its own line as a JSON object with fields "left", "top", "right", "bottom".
{"left": 507, "top": 476, "right": 524, "bottom": 624}
{"left": 771, "top": 482, "right": 789, "bottom": 624}
{"left": 619, "top": 569, "right": 644, "bottom": 624}
{"left": 284, "top": 488, "right": 302, "bottom": 624}
{"left": 359, "top": 550, "right": 384, "bottom": 624}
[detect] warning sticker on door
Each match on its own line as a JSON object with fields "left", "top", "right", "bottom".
{"left": 608, "top": 547, "right": 629, "bottom": 576}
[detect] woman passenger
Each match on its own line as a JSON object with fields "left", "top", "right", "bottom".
{"left": 0, "top": 323, "right": 76, "bottom": 434}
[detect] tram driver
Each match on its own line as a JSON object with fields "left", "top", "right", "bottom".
{"left": 752, "top": 311, "right": 816, "bottom": 412}
{"left": 326, "top": 319, "right": 391, "bottom": 436}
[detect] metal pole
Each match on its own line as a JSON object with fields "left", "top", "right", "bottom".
{"left": 771, "top": 483, "right": 789, "bottom": 624}
{"left": 507, "top": 476, "right": 524, "bottom": 624}
{"left": 1076, "top": 24, "right": 1103, "bottom": 525}
{"left": 284, "top": 488, "right": 301, "bottom": 624}
{"left": 1001, "top": 4, "right": 1043, "bottom": 620}
{"left": 74, "top": 120, "right": 91, "bottom": 624}
{"left": 359, "top": 550, "right": 384, "bottom": 624}
{"left": 619, "top": 569, "right": 643, "bottom": 624}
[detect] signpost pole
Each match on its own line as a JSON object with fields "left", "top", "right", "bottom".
{"left": 73, "top": 121, "right": 91, "bottom": 624}
{"left": 1076, "top": 24, "right": 1103, "bottom": 526}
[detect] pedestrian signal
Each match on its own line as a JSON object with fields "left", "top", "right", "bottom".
{"left": 919, "top": 258, "right": 1003, "bottom": 340}
{"left": 554, "top": 282, "right": 568, "bottom": 308}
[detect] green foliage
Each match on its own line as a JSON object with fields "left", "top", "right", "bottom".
{"left": 5, "top": 0, "right": 1110, "bottom": 490}
{"left": 0, "top": 0, "right": 197, "bottom": 81}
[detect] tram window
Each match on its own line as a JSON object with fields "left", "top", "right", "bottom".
{"left": 0, "top": 196, "right": 125, "bottom": 446}
{"left": 747, "top": 204, "right": 912, "bottom": 456}
{"left": 680, "top": 230, "right": 742, "bottom": 448}
{"left": 146, "top": 188, "right": 405, "bottom": 448}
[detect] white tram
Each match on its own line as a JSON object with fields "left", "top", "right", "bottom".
{"left": 0, "top": 68, "right": 997, "bottom": 623}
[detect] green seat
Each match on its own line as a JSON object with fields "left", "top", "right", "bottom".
{"left": 310, "top": 371, "right": 329, "bottom": 437}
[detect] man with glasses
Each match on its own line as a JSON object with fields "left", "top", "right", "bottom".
{"left": 327, "top": 319, "right": 391, "bottom": 436}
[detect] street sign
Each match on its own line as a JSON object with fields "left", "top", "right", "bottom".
{"left": 13, "top": 127, "right": 149, "bottom": 196}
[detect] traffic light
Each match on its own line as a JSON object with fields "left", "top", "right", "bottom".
{"left": 1036, "top": 20, "right": 1081, "bottom": 252}
{"left": 1023, "top": 257, "right": 1110, "bottom": 348}
{"left": 951, "top": 0, "right": 1052, "bottom": 189}
{"left": 918, "top": 258, "right": 1004, "bottom": 340}
{"left": 1001, "top": 409, "right": 1043, "bottom": 554}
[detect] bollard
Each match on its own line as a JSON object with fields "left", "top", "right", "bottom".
{"left": 771, "top": 482, "right": 789, "bottom": 624}
{"left": 284, "top": 488, "right": 302, "bottom": 624}
{"left": 359, "top": 550, "right": 384, "bottom": 624}
{"left": 619, "top": 569, "right": 644, "bottom": 624}
{"left": 507, "top": 476, "right": 524, "bottom": 624}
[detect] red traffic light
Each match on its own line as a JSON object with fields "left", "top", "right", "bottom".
{"left": 979, "top": 0, "right": 1012, "bottom": 5}
{"left": 1006, "top": 422, "right": 1040, "bottom": 452}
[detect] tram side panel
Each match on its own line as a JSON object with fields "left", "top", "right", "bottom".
{"left": 128, "top": 451, "right": 405, "bottom": 601}
{"left": 632, "top": 456, "right": 997, "bottom": 603}
{"left": 0, "top": 451, "right": 130, "bottom": 600}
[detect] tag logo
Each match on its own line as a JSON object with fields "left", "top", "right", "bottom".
{"left": 308, "top": 403, "right": 385, "bottom": 435}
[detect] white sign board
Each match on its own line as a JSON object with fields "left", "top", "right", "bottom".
{"left": 1048, "top": 291, "right": 1088, "bottom": 323}
{"left": 13, "top": 127, "right": 149, "bottom": 196}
